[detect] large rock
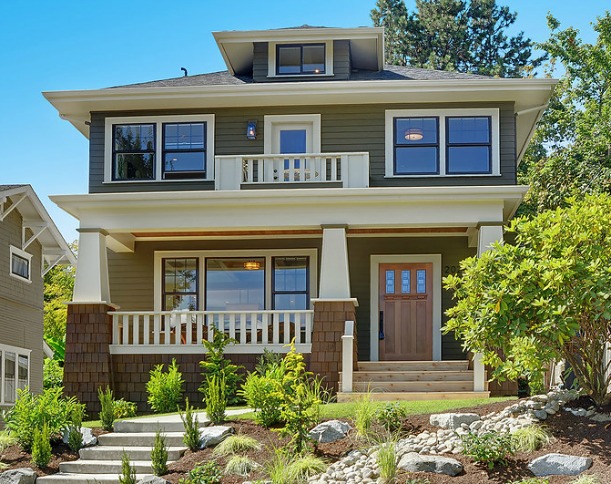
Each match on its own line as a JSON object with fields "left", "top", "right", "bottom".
{"left": 138, "top": 477, "right": 170, "bottom": 484}
{"left": 528, "top": 453, "right": 593, "bottom": 476}
{"left": 199, "top": 425, "right": 233, "bottom": 448}
{"left": 398, "top": 452, "right": 463, "bottom": 476}
{"left": 0, "top": 469, "right": 37, "bottom": 484}
{"left": 429, "top": 413, "right": 480, "bottom": 430}
{"left": 62, "top": 426, "right": 97, "bottom": 447}
{"left": 308, "top": 420, "right": 351, "bottom": 443}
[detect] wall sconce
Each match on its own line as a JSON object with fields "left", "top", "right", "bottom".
{"left": 246, "top": 120, "right": 257, "bottom": 140}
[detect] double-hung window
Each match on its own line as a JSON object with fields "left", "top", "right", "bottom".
{"left": 9, "top": 246, "right": 32, "bottom": 282}
{"left": 106, "top": 115, "right": 214, "bottom": 182}
{"left": 385, "top": 109, "right": 499, "bottom": 177}
{"left": 0, "top": 344, "right": 30, "bottom": 405}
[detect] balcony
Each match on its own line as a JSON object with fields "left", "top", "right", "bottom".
{"left": 214, "top": 152, "right": 369, "bottom": 190}
{"left": 109, "top": 309, "right": 314, "bottom": 355}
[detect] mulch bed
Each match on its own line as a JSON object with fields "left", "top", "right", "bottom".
{"left": 2, "top": 399, "right": 610, "bottom": 483}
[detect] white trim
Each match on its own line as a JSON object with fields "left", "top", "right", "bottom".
{"left": 267, "top": 40, "right": 334, "bottom": 78}
{"left": 110, "top": 343, "right": 311, "bottom": 355}
{"left": 0, "top": 343, "right": 31, "bottom": 405}
{"left": 104, "top": 114, "right": 215, "bottom": 183}
{"left": 385, "top": 108, "right": 500, "bottom": 178}
{"left": 153, "top": 248, "right": 318, "bottom": 312}
{"left": 263, "top": 114, "right": 321, "bottom": 154}
{"left": 9, "top": 245, "right": 32, "bottom": 283}
{"left": 369, "top": 254, "right": 442, "bottom": 362}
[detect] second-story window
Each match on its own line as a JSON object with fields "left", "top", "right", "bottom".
{"left": 276, "top": 44, "right": 325, "bottom": 75}
{"left": 113, "top": 124, "right": 156, "bottom": 181}
{"left": 162, "top": 123, "right": 206, "bottom": 179}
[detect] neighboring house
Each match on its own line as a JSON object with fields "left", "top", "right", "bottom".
{"left": 0, "top": 185, "right": 75, "bottom": 409}
{"left": 44, "top": 26, "right": 556, "bottom": 412}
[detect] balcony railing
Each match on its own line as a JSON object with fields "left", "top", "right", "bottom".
{"left": 214, "top": 152, "right": 369, "bottom": 190}
{"left": 109, "top": 310, "right": 314, "bottom": 355}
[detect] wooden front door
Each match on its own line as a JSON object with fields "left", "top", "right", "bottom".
{"left": 379, "top": 263, "right": 433, "bottom": 361}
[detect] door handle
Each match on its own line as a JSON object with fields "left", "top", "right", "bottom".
{"left": 379, "top": 311, "right": 384, "bottom": 340}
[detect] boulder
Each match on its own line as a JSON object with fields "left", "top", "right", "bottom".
{"left": 138, "top": 477, "right": 170, "bottom": 484}
{"left": 429, "top": 413, "right": 480, "bottom": 430}
{"left": 0, "top": 469, "right": 37, "bottom": 484}
{"left": 199, "top": 425, "right": 233, "bottom": 448}
{"left": 398, "top": 452, "right": 463, "bottom": 476}
{"left": 308, "top": 420, "right": 351, "bottom": 443}
{"left": 62, "top": 426, "right": 97, "bottom": 447}
{"left": 528, "top": 453, "right": 593, "bottom": 476}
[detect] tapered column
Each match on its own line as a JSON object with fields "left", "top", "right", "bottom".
{"left": 73, "top": 228, "right": 111, "bottom": 303}
{"left": 319, "top": 226, "right": 351, "bottom": 298}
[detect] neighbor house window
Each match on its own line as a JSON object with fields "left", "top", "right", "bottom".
{"left": 162, "top": 258, "right": 199, "bottom": 311}
{"left": 0, "top": 345, "right": 29, "bottom": 405}
{"left": 9, "top": 246, "right": 32, "bottom": 282}
{"left": 105, "top": 115, "right": 215, "bottom": 182}
{"left": 276, "top": 44, "right": 325, "bottom": 75}
{"left": 385, "top": 109, "right": 499, "bottom": 177}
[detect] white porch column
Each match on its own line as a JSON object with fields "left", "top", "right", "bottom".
{"left": 73, "top": 228, "right": 111, "bottom": 303}
{"left": 474, "top": 224, "right": 504, "bottom": 392}
{"left": 319, "top": 226, "right": 351, "bottom": 298}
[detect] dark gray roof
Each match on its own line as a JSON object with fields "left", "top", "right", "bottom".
{"left": 110, "top": 64, "right": 490, "bottom": 89}
{"left": 0, "top": 184, "right": 28, "bottom": 193}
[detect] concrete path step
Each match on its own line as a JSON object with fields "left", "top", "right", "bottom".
{"left": 60, "top": 459, "right": 172, "bottom": 474}
{"left": 79, "top": 445, "right": 187, "bottom": 461}
{"left": 38, "top": 473, "right": 153, "bottom": 482}
{"left": 114, "top": 417, "right": 209, "bottom": 433}
{"left": 98, "top": 431, "right": 186, "bottom": 447}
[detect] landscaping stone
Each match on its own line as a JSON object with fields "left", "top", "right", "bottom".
{"left": 138, "top": 477, "right": 170, "bottom": 484}
{"left": 429, "top": 412, "right": 480, "bottom": 429}
{"left": 199, "top": 425, "right": 233, "bottom": 448}
{"left": 528, "top": 453, "right": 593, "bottom": 476}
{"left": 590, "top": 412, "right": 611, "bottom": 423}
{"left": 398, "top": 452, "right": 463, "bottom": 476}
{"left": 62, "top": 426, "right": 97, "bottom": 447}
{"left": 309, "top": 420, "right": 351, "bottom": 443}
{"left": 0, "top": 469, "right": 37, "bottom": 484}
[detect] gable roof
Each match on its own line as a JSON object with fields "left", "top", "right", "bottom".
{"left": 0, "top": 185, "right": 76, "bottom": 270}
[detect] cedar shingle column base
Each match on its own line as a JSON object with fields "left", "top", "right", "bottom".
{"left": 64, "top": 303, "right": 114, "bottom": 415}
{"left": 309, "top": 299, "right": 357, "bottom": 393}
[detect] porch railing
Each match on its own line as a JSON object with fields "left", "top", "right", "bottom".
{"left": 109, "top": 310, "right": 314, "bottom": 355}
{"left": 214, "top": 152, "right": 369, "bottom": 190}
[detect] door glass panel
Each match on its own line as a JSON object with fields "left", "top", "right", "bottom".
{"left": 385, "top": 270, "right": 395, "bottom": 294}
{"left": 416, "top": 269, "right": 426, "bottom": 294}
{"left": 401, "top": 270, "right": 411, "bottom": 293}
{"left": 279, "top": 129, "right": 307, "bottom": 154}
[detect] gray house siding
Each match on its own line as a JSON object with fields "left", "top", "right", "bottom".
{"left": 90, "top": 102, "right": 516, "bottom": 193}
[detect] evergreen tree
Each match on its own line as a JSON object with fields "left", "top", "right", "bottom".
{"left": 371, "top": 0, "right": 410, "bottom": 65}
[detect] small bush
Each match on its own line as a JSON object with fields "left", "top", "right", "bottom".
{"left": 98, "top": 386, "right": 115, "bottom": 431}
{"left": 462, "top": 432, "right": 514, "bottom": 469}
{"left": 285, "top": 453, "right": 327, "bottom": 482}
{"left": 43, "top": 358, "right": 63, "bottom": 389}
{"left": 147, "top": 358, "right": 184, "bottom": 413}
{"left": 199, "top": 331, "right": 243, "bottom": 406}
{"left": 204, "top": 374, "right": 226, "bottom": 424}
{"left": 179, "top": 461, "right": 222, "bottom": 484}
{"left": 354, "top": 393, "right": 375, "bottom": 437}
{"left": 376, "top": 402, "right": 408, "bottom": 433}
{"left": 31, "top": 423, "right": 52, "bottom": 468}
{"left": 67, "top": 402, "right": 85, "bottom": 452}
{"left": 113, "top": 398, "right": 137, "bottom": 419}
{"left": 151, "top": 430, "right": 168, "bottom": 476}
{"left": 255, "top": 348, "right": 284, "bottom": 374}
{"left": 180, "top": 398, "right": 201, "bottom": 451}
{"left": 224, "top": 455, "right": 259, "bottom": 476}
{"left": 118, "top": 451, "right": 137, "bottom": 484}
{"left": 212, "top": 434, "right": 261, "bottom": 457}
{"left": 239, "top": 364, "right": 284, "bottom": 427}
{"left": 511, "top": 425, "right": 553, "bottom": 453}
{"left": 377, "top": 441, "right": 398, "bottom": 483}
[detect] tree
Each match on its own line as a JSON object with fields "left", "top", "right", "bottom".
{"left": 371, "top": 0, "right": 543, "bottom": 77}
{"left": 444, "top": 194, "right": 611, "bottom": 406}
{"left": 43, "top": 242, "right": 76, "bottom": 341}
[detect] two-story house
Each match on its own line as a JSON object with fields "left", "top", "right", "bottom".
{"left": 0, "top": 184, "right": 75, "bottom": 410}
{"left": 45, "top": 26, "right": 556, "bottom": 412}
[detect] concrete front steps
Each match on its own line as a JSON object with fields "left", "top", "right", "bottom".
{"left": 337, "top": 360, "right": 490, "bottom": 402}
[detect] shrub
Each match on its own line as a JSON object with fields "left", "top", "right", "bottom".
{"left": 376, "top": 402, "right": 407, "bottom": 433}
{"left": 31, "top": 423, "right": 52, "bottom": 468}
{"left": 147, "top": 358, "right": 184, "bottom": 413}
{"left": 118, "top": 451, "right": 137, "bottom": 484}
{"left": 511, "top": 425, "right": 553, "bottom": 453}
{"left": 204, "top": 374, "right": 226, "bottom": 424}
{"left": 224, "top": 455, "right": 259, "bottom": 476}
{"left": 377, "top": 441, "right": 397, "bottom": 483}
{"left": 212, "top": 434, "right": 261, "bottom": 457}
{"left": 199, "top": 331, "right": 243, "bottom": 406}
{"left": 254, "top": 348, "right": 284, "bottom": 374}
{"left": 113, "top": 399, "right": 137, "bottom": 419}
{"left": 239, "top": 364, "right": 285, "bottom": 427}
{"left": 462, "top": 432, "right": 514, "bottom": 469}
{"left": 43, "top": 358, "right": 63, "bottom": 389}
{"left": 98, "top": 386, "right": 115, "bottom": 431}
{"left": 4, "top": 387, "right": 85, "bottom": 451}
{"left": 179, "top": 461, "right": 222, "bottom": 484}
{"left": 354, "top": 393, "right": 375, "bottom": 437}
{"left": 180, "top": 398, "right": 201, "bottom": 451}
{"left": 285, "top": 453, "right": 326, "bottom": 482}
{"left": 66, "top": 402, "right": 85, "bottom": 452}
{"left": 151, "top": 430, "right": 168, "bottom": 476}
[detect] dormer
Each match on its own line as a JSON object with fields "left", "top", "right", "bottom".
{"left": 213, "top": 26, "right": 384, "bottom": 82}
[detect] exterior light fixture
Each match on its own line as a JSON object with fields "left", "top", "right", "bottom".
{"left": 246, "top": 120, "right": 257, "bottom": 140}
{"left": 244, "top": 260, "right": 261, "bottom": 270}
{"left": 404, "top": 128, "right": 424, "bottom": 141}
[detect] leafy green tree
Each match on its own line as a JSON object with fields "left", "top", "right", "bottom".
{"left": 43, "top": 242, "right": 76, "bottom": 341}
{"left": 444, "top": 194, "right": 611, "bottom": 406}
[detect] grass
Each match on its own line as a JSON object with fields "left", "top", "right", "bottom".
{"left": 212, "top": 435, "right": 261, "bottom": 456}
{"left": 376, "top": 441, "right": 398, "bottom": 483}
{"left": 511, "top": 425, "right": 553, "bottom": 453}
{"left": 224, "top": 455, "right": 259, "bottom": 476}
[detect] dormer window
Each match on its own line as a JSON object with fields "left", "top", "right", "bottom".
{"left": 276, "top": 44, "right": 325, "bottom": 75}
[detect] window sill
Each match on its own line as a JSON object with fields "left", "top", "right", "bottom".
{"left": 267, "top": 73, "right": 334, "bottom": 79}
{"left": 385, "top": 173, "right": 501, "bottom": 179}
{"left": 9, "top": 273, "right": 31, "bottom": 283}
{"left": 103, "top": 178, "right": 212, "bottom": 184}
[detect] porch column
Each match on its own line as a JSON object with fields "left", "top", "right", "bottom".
{"left": 474, "top": 224, "right": 504, "bottom": 392}
{"left": 310, "top": 226, "right": 358, "bottom": 392}
{"left": 73, "top": 228, "right": 111, "bottom": 303}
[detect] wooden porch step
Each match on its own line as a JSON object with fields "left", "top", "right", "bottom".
{"left": 336, "top": 391, "right": 490, "bottom": 402}
{"left": 342, "top": 370, "right": 474, "bottom": 382}
{"left": 351, "top": 380, "right": 473, "bottom": 393}
{"left": 356, "top": 360, "right": 469, "bottom": 372}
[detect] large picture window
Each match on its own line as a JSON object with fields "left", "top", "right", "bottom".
{"left": 0, "top": 345, "right": 29, "bottom": 405}
{"left": 205, "top": 258, "right": 265, "bottom": 311}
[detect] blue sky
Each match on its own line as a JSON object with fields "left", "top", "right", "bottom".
{"left": 0, "top": 0, "right": 607, "bottom": 243}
